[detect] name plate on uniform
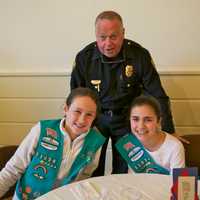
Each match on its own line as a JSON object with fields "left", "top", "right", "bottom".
{"left": 171, "top": 167, "right": 199, "bottom": 200}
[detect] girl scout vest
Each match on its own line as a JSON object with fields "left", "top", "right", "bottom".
{"left": 116, "top": 134, "right": 170, "bottom": 175}
{"left": 15, "top": 119, "right": 105, "bottom": 200}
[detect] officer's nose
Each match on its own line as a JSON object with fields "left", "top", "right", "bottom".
{"left": 105, "top": 37, "right": 112, "bottom": 46}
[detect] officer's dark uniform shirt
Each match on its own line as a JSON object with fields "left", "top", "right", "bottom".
{"left": 70, "top": 39, "right": 175, "bottom": 133}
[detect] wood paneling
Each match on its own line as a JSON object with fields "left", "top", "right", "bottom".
{"left": 0, "top": 123, "right": 33, "bottom": 145}
{"left": 0, "top": 99, "right": 64, "bottom": 122}
{"left": 0, "top": 75, "right": 69, "bottom": 98}
{"left": 0, "top": 72, "right": 200, "bottom": 145}
{"left": 161, "top": 75, "right": 200, "bottom": 99}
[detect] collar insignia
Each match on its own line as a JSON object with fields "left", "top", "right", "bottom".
{"left": 91, "top": 80, "right": 101, "bottom": 92}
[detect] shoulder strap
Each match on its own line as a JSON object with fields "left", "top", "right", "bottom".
{"left": 116, "top": 134, "right": 169, "bottom": 175}
{"left": 16, "top": 119, "right": 64, "bottom": 199}
{"left": 61, "top": 128, "right": 106, "bottom": 185}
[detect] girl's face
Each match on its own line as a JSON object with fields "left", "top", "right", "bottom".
{"left": 64, "top": 96, "right": 97, "bottom": 140}
{"left": 130, "top": 104, "right": 160, "bottom": 143}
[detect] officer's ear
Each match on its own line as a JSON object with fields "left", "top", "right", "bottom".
{"left": 122, "top": 27, "right": 125, "bottom": 36}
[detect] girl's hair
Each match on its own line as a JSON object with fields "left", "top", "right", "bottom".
{"left": 130, "top": 95, "right": 162, "bottom": 121}
{"left": 66, "top": 87, "right": 100, "bottom": 115}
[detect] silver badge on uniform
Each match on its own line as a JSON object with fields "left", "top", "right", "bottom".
{"left": 91, "top": 80, "right": 101, "bottom": 92}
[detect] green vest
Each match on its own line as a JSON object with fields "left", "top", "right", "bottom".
{"left": 116, "top": 134, "right": 170, "bottom": 175}
{"left": 16, "top": 119, "right": 105, "bottom": 200}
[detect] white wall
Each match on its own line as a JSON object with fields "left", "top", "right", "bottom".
{"left": 0, "top": 0, "right": 200, "bottom": 73}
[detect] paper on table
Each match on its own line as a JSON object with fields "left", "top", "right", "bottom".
{"left": 108, "top": 176, "right": 154, "bottom": 200}
{"left": 70, "top": 181, "right": 101, "bottom": 200}
{"left": 70, "top": 179, "right": 154, "bottom": 200}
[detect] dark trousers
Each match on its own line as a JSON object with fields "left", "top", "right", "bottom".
{"left": 92, "top": 114, "right": 128, "bottom": 176}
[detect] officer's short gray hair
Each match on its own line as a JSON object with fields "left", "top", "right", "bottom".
{"left": 95, "top": 10, "right": 123, "bottom": 26}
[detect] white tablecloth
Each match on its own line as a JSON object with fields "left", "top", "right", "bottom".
{"left": 36, "top": 173, "right": 200, "bottom": 200}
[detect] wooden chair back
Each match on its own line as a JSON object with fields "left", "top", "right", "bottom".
{"left": 182, "top": 134, "right": 200, "bottom": 175}
{"left": 0, "top": 145, "right": 18, "bottom": 199}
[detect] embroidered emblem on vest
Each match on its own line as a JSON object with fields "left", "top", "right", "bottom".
{"left": 41, "top": 128, "right": 59, "bottom": 151}
{"left": 46, "top": 128, "right": 57, "bottom": 139}
{"left": 33, "top": 164, "right": 48, "bottom": 180}
{"left": 124, "top": 142, "right": 134, "bottom": 151}
{"left": 35, "top": 152, "right": 57, "bottom": 168}
{"left": 131, "top": 149, "right": 144, "bottom": 162}
{"left": 85, "top": 151, "right": 94, "bottom": 162}
{"left": 21, "top": 186, "right": 33, "bottom": 200}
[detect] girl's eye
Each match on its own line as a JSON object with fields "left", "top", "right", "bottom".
{"left": 74, "top": 110, "right": 81, "bottom": 114}
{"left": 86, "top": 113, "right": 95, "bottom": 118}
{"left": 144, "top": 118, "right": 153, "bottom": 122}
{"left": 131, "top": 117, "right": 139, "bottom": 122}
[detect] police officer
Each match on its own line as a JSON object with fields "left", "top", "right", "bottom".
{"left": 70, "top": 10, "right": 175, "bottom": 176}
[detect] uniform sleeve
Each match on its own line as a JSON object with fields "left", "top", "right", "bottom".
{"left": 0, "top": 123, "right": 41, "bottom": 198}
{"left": 140, "top": 49, "right": 175, "bottom": 133}
{"left": 70, "top": 53, "right": 86, "bottom": 90}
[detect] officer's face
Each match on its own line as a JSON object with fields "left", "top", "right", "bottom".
{"left": 95, "top": 19, "right": 124, "bottom": 58}
{"left": 64, "top": 96, "right": 97, "bottom": 140}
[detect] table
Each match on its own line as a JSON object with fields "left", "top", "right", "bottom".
{"left": 36, "top": 173, "right": 200, "bottom": 200}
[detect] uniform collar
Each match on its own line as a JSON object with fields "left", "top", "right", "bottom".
{"left": 92, "top": 39, "right": 135, "bottom": 62}
{"left": 123, "top": 39, "right": 137, "bottom": 60}
{"left": 92, "top": 43, "right": 101, "bottom": 60}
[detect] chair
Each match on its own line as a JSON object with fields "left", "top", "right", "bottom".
{"left": 0, "top": 145, "right": 18, "bottom": 200}
{"left": 182, "top": 134, "right": 200, "bottom": 175}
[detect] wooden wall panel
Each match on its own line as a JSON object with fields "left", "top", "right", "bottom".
{"left": 0, "top": 123, "right": 33, "bottom": 145}
{"left": 161, "top": 75, "right": 200, "bottom": 99}
{"left": 0, "top": 75, "right": 70, "bottom": 98}
{"left": 172, "top": 100, "right": 200, "bottom": 126}
{"left": 0, "top": 99, "right": 64, "bottom": 122}
{"left": 0, "top": 72, "right": 200, "bottom": 145}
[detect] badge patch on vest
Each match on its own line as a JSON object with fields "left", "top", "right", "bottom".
{"left": 124, "top": 142, "right": 134, "bottom": 151}
{"left": 33, "top": 164, "right": 48, "bottom": 180}
{"left": 46, "top": 128, "right": 57, "bottom": 139}
{"left": 41, "top": 128, "right": 59, "bottom": 151}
